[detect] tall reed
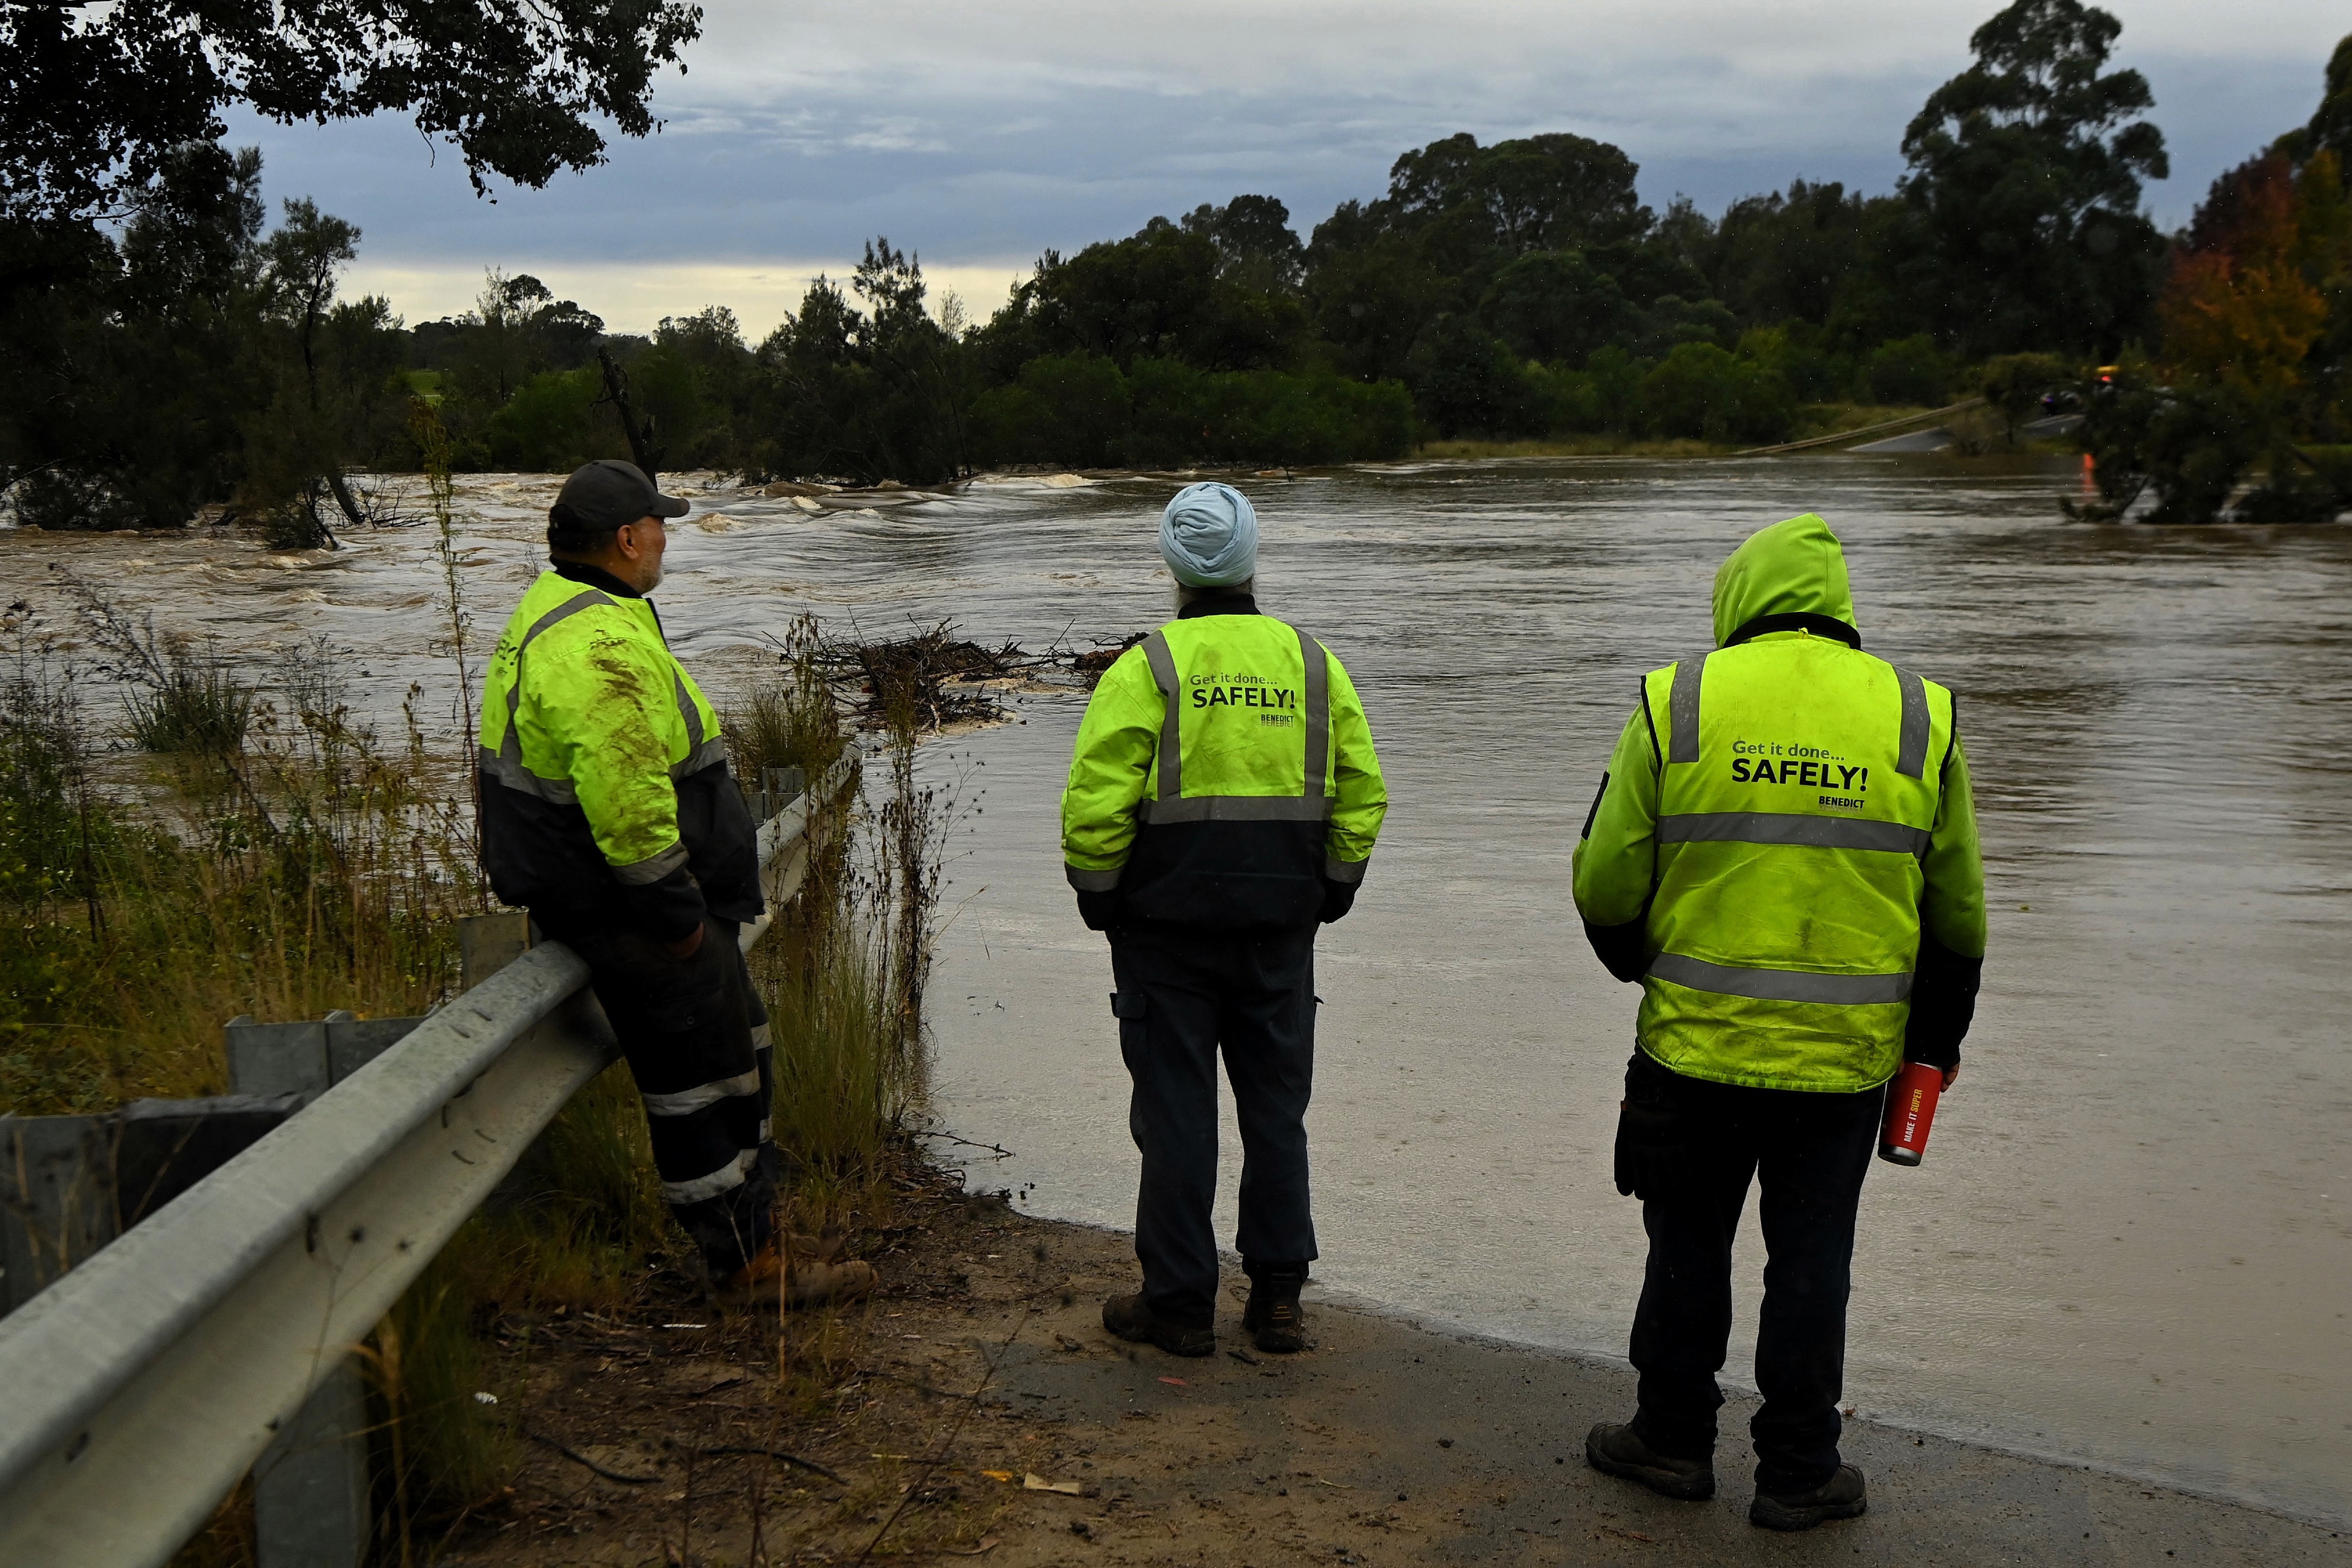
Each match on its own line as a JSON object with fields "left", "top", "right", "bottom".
{"left": 2, "top": 586, "right": 954, "bottom": 1559}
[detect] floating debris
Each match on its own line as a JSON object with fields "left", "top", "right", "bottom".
{"left": 826, "top": 621, "right": 1048, "bottom": 731}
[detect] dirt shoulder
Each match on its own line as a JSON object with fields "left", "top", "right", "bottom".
{"left": 443, "top": 1177, "right": 2346, "bottom": 1567}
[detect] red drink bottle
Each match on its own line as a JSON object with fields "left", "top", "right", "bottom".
{"left": 1878, "top": 1061, "right": 1944, "bottom": 1166}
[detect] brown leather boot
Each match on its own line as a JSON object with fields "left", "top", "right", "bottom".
{"left": 716, "top": 1237, "right": 787, "bottom": 1310}
{"left": 784, "top": 1256, "right": 877, "bottom": 1310}
{"left": 717, "top": 1236, "right": 876, "bottom": 1311}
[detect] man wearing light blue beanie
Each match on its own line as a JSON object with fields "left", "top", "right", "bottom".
{"left": 1157, "top": 481, "right": 1260, "bottom": 589}
{"left": 1060, "top": 482, "right": 1389, "bottom": 1357}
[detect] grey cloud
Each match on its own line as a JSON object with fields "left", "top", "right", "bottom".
{"left": 229, "top": 0, "right": 2344, "bottom": 294}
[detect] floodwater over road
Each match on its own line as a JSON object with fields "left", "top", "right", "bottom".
{"left": 8, "top": 457, "right": 2349, "bottom": 1524}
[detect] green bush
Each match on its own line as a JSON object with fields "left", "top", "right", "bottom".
{"left": 971, "top": 352, "right": 1412, "bottom": 467}
{"left": 971, "top": 352, "right": 1131, "bottom": 467}
{"left": 1522, "top": 361, "right": 1604, "bottom": 432}
{"left": 1638, "top": 341, "right": 1797, "bottom": 443}
{"left": 1137, "top": 359, "right": 1413, "bottom": 466}
{"left": 1738, "top": 325, "right": 1856, "bottom": 404}
{"left": 1583, "top": 346, "right": 1650, "bottom": 434}
{"left": 1858, "top": 334, "right": 1955, "bottom": 406}
{"left": 2069, "top": 367, "right": 2271, "bottom": 524}
{"left": 1403, "top": 315, "right": 1547, "bottom": 438}
{"left": 478, "top": 367, "right": 615, "bottom": 472}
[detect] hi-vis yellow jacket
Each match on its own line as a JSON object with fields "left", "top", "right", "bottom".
{"left": 476, "top": 565, "right": 760, "bottom": 941}
{"left": 1572, "top": 515, "right": 1986, "bottom": 1092}
{"left": 1063, "top": 596, "right": 1386, "bottom": 929}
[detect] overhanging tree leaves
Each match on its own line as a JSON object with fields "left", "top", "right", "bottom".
{"left": 1900, "top": 0, "right": 2168, "bottom": 356}
{"left": 0, "top": 0, "right": 706, "bottom": 223}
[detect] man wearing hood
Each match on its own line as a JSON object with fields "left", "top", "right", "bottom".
{"left": 1062, "top": 482, "right": 1387, "bottom": 1358}
{"left": 1571, "top": 514, "right": 1985, "bottom": 1531}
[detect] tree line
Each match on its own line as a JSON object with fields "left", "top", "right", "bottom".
{"left": 1, "top": 0, "right": 2347, "bottom": 532}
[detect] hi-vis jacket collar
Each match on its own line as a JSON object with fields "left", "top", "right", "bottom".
{"left": 1178, "top": 591, "right": 1257, "bottom": 619}
{"left": 552, "top": 557, "right": 641, "bottom": 598}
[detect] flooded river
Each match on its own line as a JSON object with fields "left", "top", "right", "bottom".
{"left": 7, "top": 457, "right": 2349, "bottom": 1524}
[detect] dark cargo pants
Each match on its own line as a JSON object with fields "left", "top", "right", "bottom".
{"left": 562, "top": 916, "right": 778, "bottom": 1278}
{"left": 1620, "top": 1050, "right": 1882, "bottom": 1494}
{"left": 1110, "top": 924, "right": 1319, "bottom": 1327}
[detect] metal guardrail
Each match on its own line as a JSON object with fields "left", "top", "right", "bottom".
{"left": 0, "top": 745, "right": 859, "bottom": 1568}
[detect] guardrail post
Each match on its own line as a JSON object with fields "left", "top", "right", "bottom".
{"left": 227, "top": 1019, "right": 378, "bottom": 1568}
{"left": 0, "top": 1116, "right": 119, "bottom": 1318}
{"left": 459, "top": 910, "right": 535, "bottom": 989}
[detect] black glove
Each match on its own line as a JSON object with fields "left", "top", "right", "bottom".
{"left": 1075, "top": 888, "right": 1121, "bottom": 931}
{"left": 1613, "top": 1053, "right": 1687, "bottom": 1199}
{"left": 1317, "top": 877, "right": 1358, "bottom": 924}
{"left": 1904, "top": 932, "right": 1982, "bottom": 1070}
{"left": 1582, "top": 917, "right": 1650, "bottom": 983}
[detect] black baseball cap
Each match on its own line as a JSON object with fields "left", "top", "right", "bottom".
{"left": 551, "top": 460, "right": 690, "bottom": 533}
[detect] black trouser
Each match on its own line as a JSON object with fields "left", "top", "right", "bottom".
{"left": 1620, "top": 1051, "right": 1881, "bottom": 1494}
{"left": 1110, "top": 924, "right": 1319, "bottom": 1327}
{"left": 558, "top": 915, "right": 778, "bottom": 1279}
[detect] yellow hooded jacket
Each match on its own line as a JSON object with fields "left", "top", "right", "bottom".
{"left": 1571, "top": 514, "right": 1987, "bottom": 1092}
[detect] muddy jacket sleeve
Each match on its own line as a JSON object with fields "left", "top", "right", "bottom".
{"left": 556, "top": 622, "right": 707, "bottom": 941}
{"left": 1906, "top": 728, "right": 1988, "bottom": 1069}
{"left": 1061, "top": 649, "right": 1162, "bottom": 893}
{"left": 1571, "top": 700, "right": 1661, "bottom": 981}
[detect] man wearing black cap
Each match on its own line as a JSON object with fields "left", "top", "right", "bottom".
{"left": 477, "top": 460, "right": 872, "bottom": 1309}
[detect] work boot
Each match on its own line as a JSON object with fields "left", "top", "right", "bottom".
{"left": 1242, "top": 1262, "right": 1309, "bottom": 1353}
{"left": 784, "top": 1257, "right": 877, "bottom": 1310}
{"left": 785, "top": 1226, "right": 846, "bottom": 1262}
{"left": 1749, "top": 1464, "right": 1868, "bottom": 1531}
{"left": 1584, "top": 1422, "right": 1717, "bottom": 1501}
{"left": 1101, "top": 1292, "right": 1215, "bottom": 1357}
{"left": 716, "top": 1237, "right": 876, "bottom": 1312}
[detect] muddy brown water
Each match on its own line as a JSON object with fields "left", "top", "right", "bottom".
{"left": 7, "top": 457, "right": 2348, "bottom": 1525}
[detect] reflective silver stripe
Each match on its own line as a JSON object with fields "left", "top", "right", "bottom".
{"left": 499, "top": 588, "right": 617, "bottom": 773}
{"left": 1298, "top": 626, "right": 1329, "bottom": 803}
{"left": 1657, "top": 812, "right": 1931, "bottom": 856}
{"left": 1324, "top": 854, "right": 1369, "bottom": 885}
{"left": 663, "top": 1148, "right": 755, "bottom": 1206}
{"left": 1648, "top": 952, "right": 1913, "bottom": 1005}
{"left": 612, "top": 838, "right": 690, "bottom": 885}
{"left": 674, "top": 671, "right": 707, "bottom": 750}
{"left": 750, "top": 1022, "right": 772, "bottom": 1052}
{"left": 1668, "top": 653, "right": 1705, "bottom": 764}
{"left": 670, "top": 736, "right": 730, "bottom": 778}
{"left": 478, "top": 743, "right": 581, "bottom": 805}
{"left": 1142, "top": 630, "right": 1183, "bottom": 801}
{"left": 1066, "top": 864, "right": 1123, "bottom": 891}
{"left": 1895, "top": 669, "right": 1929, "bottom": 778}
{"left": 640, "top": 1068, "right": 761, "bottom": 1118}
{"left": 755, "top": 1118, "right": 772, "bottom": 1146}
{"left": 1140, "top": 795, "right": 1334, "bottom": 824}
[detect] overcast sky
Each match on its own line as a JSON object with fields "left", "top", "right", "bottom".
{"left": 232, "top": 0, "right": 2348, "bottom": 336}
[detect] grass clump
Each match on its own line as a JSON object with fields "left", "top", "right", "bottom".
{"left": 0, "top": 618, "right": 475, "bottom": 1115}
{"left": 66, "top": 582, "right": 257, "bottom": 757}
{"left": 4, "top": 582, "right": 953, "bottom": 1559}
